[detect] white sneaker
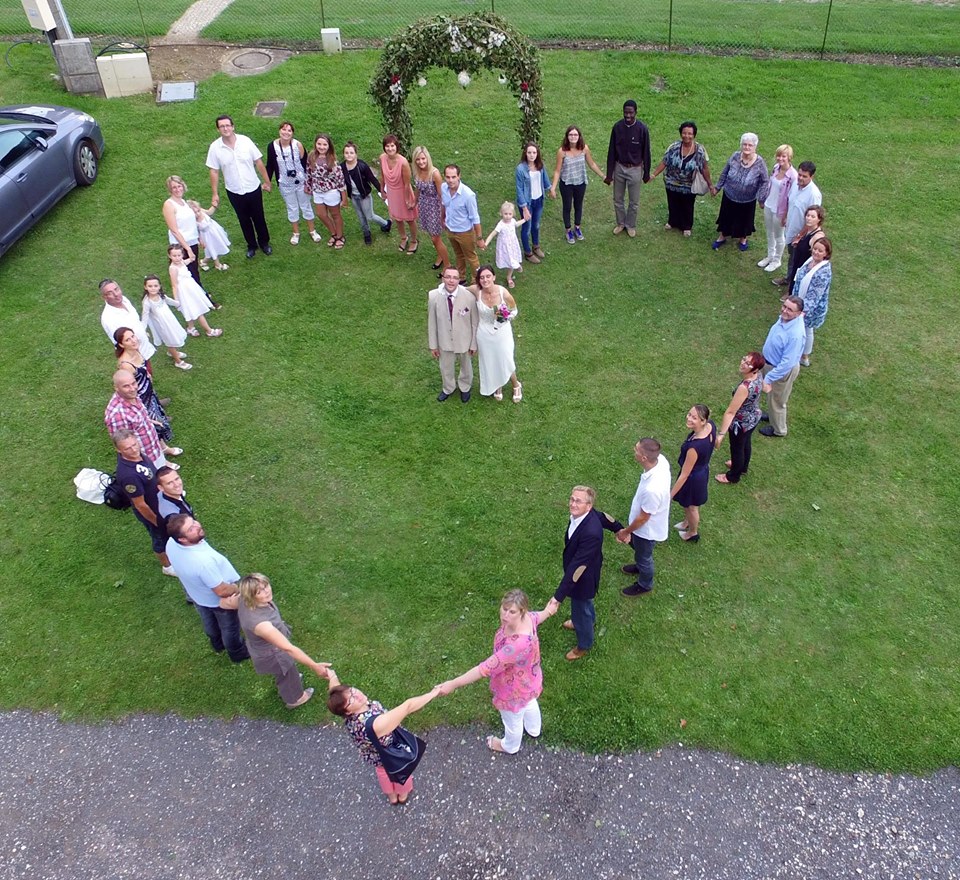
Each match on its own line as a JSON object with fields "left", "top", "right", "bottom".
{"left": 290, "top": 233, "right": 300, "bottom": 245}
{"left": 757, "top": 257, "right": 772, "bottom": 268}
{"left": 764, "top": 260, "right": 781, "bottom": 272}
{"left": 310, "top": 230, "right": 323, "bottom": 243}
{"left": 162, "top": 565, "right": 178, "bottom": 577}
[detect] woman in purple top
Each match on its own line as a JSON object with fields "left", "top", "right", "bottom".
{"left": 438, "top": 589, "right": 558, "bottom": 754}
{"left": 712, "top": 132, "right": 770, "bottom": 252}
{"left": 326, "top": 669, "right": 442, "bottom": 805}
{"left": 715, "top": 352, "right": 766, "bottom": 485}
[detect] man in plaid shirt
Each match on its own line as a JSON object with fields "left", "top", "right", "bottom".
{"left": 104, "top": 371, "right": 181, "bottom": 469}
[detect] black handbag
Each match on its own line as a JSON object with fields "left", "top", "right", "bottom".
{"left": 102, "top": 473, "right": 131, "bottom": 510}
{"left": 364, "top": 716, "right": 426, "bottom": 784}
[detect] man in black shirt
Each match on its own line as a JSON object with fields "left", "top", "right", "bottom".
{"left": 604, "top": 100, "right": 651, "bottom": 238}
{"left": 112, "top": 429, "right": 176, "bottom": 577}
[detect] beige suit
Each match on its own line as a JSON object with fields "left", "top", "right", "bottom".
{"left": 428, "top": 284, "right": 479, "bottom": 394}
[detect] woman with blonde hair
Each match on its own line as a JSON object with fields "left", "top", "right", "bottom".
{"left": 412, "top": 145, "right": 448, "bottom": 273}
{"left": 237, "top": 573, "right": 332, "bottom": 708}
{"left": 438, "top": 589, "right": 558, "bottom": 753}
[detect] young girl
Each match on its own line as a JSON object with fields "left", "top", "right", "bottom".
{"left": 484, "top": 202, "right": 526, "bottom": 288}
{"left": 167, "top": 245, "right": 223, "bottom": 338}
{"left": 306, "top": 133, "right": 348, "bottom": 249}
{"left": 187, "top": 200, "right": 231, "bottom": 270}
{"left": 141, "top": 274, "right": 191, "bottom": 370}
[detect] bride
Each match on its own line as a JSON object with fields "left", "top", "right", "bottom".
{"left": 469, "top": 265, "right": 523, "bottom": 402}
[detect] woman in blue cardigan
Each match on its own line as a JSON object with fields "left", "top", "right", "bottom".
{"left": 515, "top": 143, "right": 553, "bottom": 264}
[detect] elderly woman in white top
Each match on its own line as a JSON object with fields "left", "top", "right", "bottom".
{"left": 712, "top": 133, "right": 770, "bottom": 252}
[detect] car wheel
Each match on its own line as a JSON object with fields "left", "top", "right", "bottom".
{"left": 74, "top": 138, "right": 98, "bottom": 186}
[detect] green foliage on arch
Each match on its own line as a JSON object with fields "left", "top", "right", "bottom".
{"left": 369, "top": 12, "right": 544, "bottom": 151}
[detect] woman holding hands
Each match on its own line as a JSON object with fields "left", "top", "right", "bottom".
{"left": 715, "top": 352, "right": 766, "bottom": 485}
{"left": 551, "top": 125, "right": 605, "bottom": 244}
{"left": 236, "top": 573, "right": 332, "bottom": 709}
{"left": 670, "top": 404, "right": 717, "bottom": 543}
{"left": 438, "top": 589, "right": 558, "bottom": 754}
{"left": 327, "top": 669, "right": 441, "bottom": 805}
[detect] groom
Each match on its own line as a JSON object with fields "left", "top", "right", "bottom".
{"left": 427, "top": 266, "right": 478, "bottom": 403}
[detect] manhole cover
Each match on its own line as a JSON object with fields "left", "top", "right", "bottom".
{"left": 231, "top": 50, "right": 273, "bottom": 70}
{"left": 255, "top": 101, "right": 287, "bottom": 117}
{"left": 157, "top": 82, "right": 196, "bottom": 103}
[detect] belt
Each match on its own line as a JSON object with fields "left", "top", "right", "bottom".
{"left": 618, "top": 162, "right": 642, "bottom": 168}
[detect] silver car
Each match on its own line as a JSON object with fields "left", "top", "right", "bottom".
{"left": 0, "top": 104, "right": 105, "bottom": 258}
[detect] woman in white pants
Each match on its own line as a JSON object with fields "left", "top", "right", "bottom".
{"left": 438, "top": 589, "right": 557, "bottom": 753}
{"left": 265, "top": 122, "right": 320, "bottom": 245}
{"left": 758, "top": 144, "right": 797, "bottom": 273}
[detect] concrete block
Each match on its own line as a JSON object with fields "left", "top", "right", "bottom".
{"left": 321, "top": 28, "right": 342, "bottom": 54}
{"left": 52, "top": 38, "right": 104, "bottom": 96}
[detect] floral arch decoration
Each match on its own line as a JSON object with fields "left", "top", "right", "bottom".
{"left": 369, "top": 12, "right": 544, "bottom": 152}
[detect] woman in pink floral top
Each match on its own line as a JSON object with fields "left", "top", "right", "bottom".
{"left": 439, "top": 589, "right": 558, "bottom": 754}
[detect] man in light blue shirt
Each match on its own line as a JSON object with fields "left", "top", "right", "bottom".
{"left": 165, "top": 515, "right": 249, "bottom": 662}
{"left": 441, "top": 164, "right": 485, "bottom": 284}
{"left": 760, "top": 296, "right": 806, "bottom": 437}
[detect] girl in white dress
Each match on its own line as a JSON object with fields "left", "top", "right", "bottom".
{"left": 472, "top": 265, "right": 522, "bottom": 401}
{"left": 188, "top": 200, "right": 231, "bottom": 270}
{"left": 167, "top": 245, "right": 223, "bottom": 338}
{"left": 141, "top": 274, "right": 191, "bottom": 370}
{"left": 484, "top": 202, "right": 526, "bottom": 289}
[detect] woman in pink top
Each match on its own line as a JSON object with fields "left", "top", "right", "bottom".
{"left": 439, "top": 589, "right": 558, "bottom": 753}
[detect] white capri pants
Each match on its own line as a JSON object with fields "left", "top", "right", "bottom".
{"left": 279, "top": 181, "right": 314, "bottom": 222}
{"left": 763, "top": 205, "right": 786, "bottom": 262}
{"left": 498, "top": 698, "right": 541, "bottom": 754}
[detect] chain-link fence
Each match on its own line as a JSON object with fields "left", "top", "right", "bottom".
{"left": 3, "top": 0, "right": 958, "bottom": 65}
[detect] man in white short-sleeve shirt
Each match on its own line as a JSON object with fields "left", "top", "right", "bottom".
{"left": 99, "top": 278, "right": 156, "bottom": 360}
{"left": 617, "top": 437, "right": 671, "bottom": 596}
{"left": 206, "top": 114, "right": 272, "bottom": 259}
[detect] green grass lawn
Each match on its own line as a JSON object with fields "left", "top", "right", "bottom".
{"left": 1, "top": 1, "right": 957, "bottom": 58}
{"left": 0, "top": 44, "right": 958, "bottom": 773}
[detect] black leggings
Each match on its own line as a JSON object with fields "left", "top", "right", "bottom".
{"left": 559, "top": 181, "right": 586, "bottom": 229}
{"left": 726, "top": 425, "right": 755, "bottom": 482}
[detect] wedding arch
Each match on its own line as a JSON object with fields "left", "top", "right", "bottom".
{"left": 369, "top": 12, "right": 544, "bottom": 151}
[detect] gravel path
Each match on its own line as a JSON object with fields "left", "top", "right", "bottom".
{"left": 2, "top": 711, "right": 957, "bottom": 879}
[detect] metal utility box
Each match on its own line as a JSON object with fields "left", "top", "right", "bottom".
{"left": 96, "top": 52, "right": 153, "bottom": 98}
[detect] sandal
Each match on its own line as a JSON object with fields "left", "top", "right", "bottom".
{"left": 406, "top": 241, "right": 419, "bottom": 255}
{"left": 512, "top": 382, "right": 523, "bottom": 403}
{"left": 186, "top": 327, "right": 200, "bottom": 337}
{"left": 310, "top": 230, "right": 323, "bottom": 243}
{"left": 507, "top": 278, "right": 515, "bottom": 288}
{"left": 397, "top": 237, "right": 408, "bottom": 252}
{"left": 431, "top": 261, "right": 443, "bottom": 270}
{"left": 715, "top": 474, "right": 731, "bottom": 484}
{"left": 683, "top": 230, "right": 692, "bottom": 237}
{"left": 216, "top": 263, "right": 229, "bottom": 271}
{"left": 327, "top": 236, "right": 336, "bottom": 247}
{"left": 165, "top": 446, "right": 183, "bottom": 457}
{"left": 724, "top": 460, "right": 732, "bottom": 469}
{"left": 334, "top": 236, "right": 345, "bottom": 249}
{"left": 173, "top": 360, "right": 193, "bottom": 371}
{"left": 199, "top": 259, "right": 210, "bottom": 271}
{"left": 206, "top": 328, "right": 223, "bottom": 337}
{"left": 493, "top": 388, "right": 503, "bottom": 401}
{"left": 486, "top": 736, "right": 506, "bottom": 753}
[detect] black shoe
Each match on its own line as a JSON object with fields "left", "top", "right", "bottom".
{"left": 382, "top": 220, "right": 392, "bottom": 234}
{"left": 262, "top": 244, "right": 273, "bottom": 255}
{"left": 759, "top": 425, "right": 783, "bottom": 437}
{"left": 460, "top": 390, "right": 471, "bottom": 403}
{"left": 246, "top": 247, "right": 256, "bottom": 259}
{"left": 363, "top": 233, "right": 372, "bottom": 245}
{"left": 437, "top": 391, "right": 451, "bottom": 402}
{"left": 622, "top": 583, "right": 653, "bottom": 596}
{"left": 621, "top": 563, "right": 639, "bottom": 575}
{"left": 759, "top": 412, "right": 769, "bottom": 422}
{"left": 431, "top": 261, "right": 443, "bottom": 270}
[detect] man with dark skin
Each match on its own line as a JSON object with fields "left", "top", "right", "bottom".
{"left": 604, "top": 100, "right": 651, "bottom": 238}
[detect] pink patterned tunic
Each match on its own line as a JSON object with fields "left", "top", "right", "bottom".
{"left": 478, "top": 611, "right": 542, "bottom": 712}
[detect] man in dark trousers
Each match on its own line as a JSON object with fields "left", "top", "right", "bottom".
{"left": 546, "top": 485, "right": 622, "bottom": 661}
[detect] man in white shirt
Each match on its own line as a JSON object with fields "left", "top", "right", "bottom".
{"left": 617, "top": 438, "right": 672, "bottom": 596}
{"left": 206, "top": 115, "right": 273, "bottom": 259}
{"left": 99, "top": 278, "right": 156, "bottom": 360}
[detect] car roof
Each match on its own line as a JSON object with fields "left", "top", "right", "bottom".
{"left": 0, "top": 105, "right": 72, "bottom": 125}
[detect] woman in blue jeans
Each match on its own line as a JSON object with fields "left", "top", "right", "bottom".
{"left": 515, "top": 142, "right": 553, "bottom": 264}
